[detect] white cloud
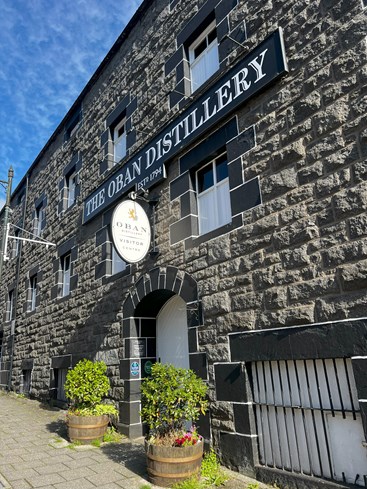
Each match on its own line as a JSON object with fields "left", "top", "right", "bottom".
{"left": 0, "top": 0, "right": 144, "bottom": 189}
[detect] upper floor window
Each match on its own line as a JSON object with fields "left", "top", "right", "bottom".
{"left": 51, "top": 238, "right": 78, "bottom": 300}
{"left": 189, "top": 21, "right": 219, "bottom": 93}
{"left": 30, "top": 275, "right": 37, "bottom": 312}
{"left": 6, "top": 289, "right": 15, "bottom": 322}
{"left": 12, "top": 229, "right": 20, "bottom": 259}
{"left": 196, "top": 153, "right": 231, "bottom": 235}
{"left": 34, "top": 204, "right": 45, "bottom": 237}
{"left": 66, "top": 171, "right": 77, "bottom": 208}
{"left": 58, "top": 153, "right": 82, "bottom": 215}
{"left": 113, "top": 118, "right": 127, "bottom": 164}
{"left": 64, "top": 105, "right": 82, "bottom": 142}
{"left": 33, "top": 195, "right": 46, "bottom": 237}
{"left": 61, "top": 253, "right": 71, "bottom": 297}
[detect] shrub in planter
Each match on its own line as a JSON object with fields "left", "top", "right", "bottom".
{"left": 64, "top": 359, "right": 118, "bottom": 444}
{"left": 141, "top": 362, "right": 208, "bottom": 487}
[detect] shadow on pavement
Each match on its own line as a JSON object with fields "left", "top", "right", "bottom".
{"left": 100, "top": 441, "right": 148, "bottom": 479}
{"left": 45, "top": 418, "right": 68, "bottom": 439}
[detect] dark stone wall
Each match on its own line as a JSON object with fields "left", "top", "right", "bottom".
{"left": 0, "top": 0, "right": 366, "bottom": 485}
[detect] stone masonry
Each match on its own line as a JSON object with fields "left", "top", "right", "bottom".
{"left": 0, "top": 0, "right": 367, "bottom": 487}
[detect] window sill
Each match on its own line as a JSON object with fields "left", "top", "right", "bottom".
{"left": 178, "top": 65, "right": 226, "bottom": 111}
{"left": 185, "top": 214, "right": 242, "bottom": 250}
{"left": 56, "top": 294, "right": 71, "bottom": 304}
{"left": 102, "top": 266, "right": 131, "bottom": 285}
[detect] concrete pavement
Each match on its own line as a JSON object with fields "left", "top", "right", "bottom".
{"left": 0, "top": 392, "right": 273, "bottom": 489}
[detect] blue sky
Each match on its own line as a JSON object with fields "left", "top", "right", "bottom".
{"left": 0, "top": 0, "right": 143, "bottom": 209}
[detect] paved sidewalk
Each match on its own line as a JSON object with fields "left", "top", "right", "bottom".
{"left": 0, "top": 392, "right": 272, "bottom": 489}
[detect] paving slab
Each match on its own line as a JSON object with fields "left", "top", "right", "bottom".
{"left": 0, "top": 391, "right": 273, "bottom": 489}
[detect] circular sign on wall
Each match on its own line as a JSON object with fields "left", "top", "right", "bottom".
{"left": 111, "top": 199, "right": 151, "bottom": 263}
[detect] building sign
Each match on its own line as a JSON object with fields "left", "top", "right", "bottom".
{"left": 83, "top": 28, "right": 288, "bottom": 223}
{"left": 144, "top": 360, "right": 153, "bottom": 375}
{"left": 130, "top": 361, "right": 140, "bottom": 376}
{"left": 111, "top": 200, "right": 151, "bottom": 263}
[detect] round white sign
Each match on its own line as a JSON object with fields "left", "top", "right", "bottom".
{"left": 111, "top": 199, "right": 151, "bottom": 263}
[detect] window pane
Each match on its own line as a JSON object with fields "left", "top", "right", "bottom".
{"left": 198, "top": 188, "right": 216, "bottom": 235}
{"left": 56, "top": 369, "right": 68, "bottom": 402}
{"left": 204, "top": 40, "right": 220, "bottom": 80}
{"left": 208, "top": 27, "right": 217, "bottom": 45}
{"left": 197, "top": 164, "right": 214, "bottom": 193}
{"left": 191, "top": 57, "right": 208, "bottom": 92}
{"left": 194, "top": 38, "right": 207, "bottom": 59}
{"left": 31, "top": 276, "right": 37, "bottom": 311}
{"left": 197, "top": 154, "right": 231, "bottom": 236}
{"left": 67, "top": 174, "right": 76, "bottom": 207}
{"left": 191, "top": 38, "right": 219, "bottom": 92}
{"left": 23, "top": 370, "right": 31, "bottom": 395}
{"left": 216, "top": 179, "right": 232, "bottom": 227}
{"left": 13, "top": 230, "right": 20, "bottom": 258}
{"left": 8, "top": 290, "right": 14, "bottom": 321}
{"left": 62, "top": 255, "right": 71, "bottom": 296}
{"left": 216, "top": 155, "right": 228, "bottom": 182}
{"left": 114, "top": 121, "right": 127, "bottom": 163}
{"left": 112, "top": 246, "right": 126, "bottom": 275}
{"left": 117, "top": 125, "right": 125, "bottom": 138}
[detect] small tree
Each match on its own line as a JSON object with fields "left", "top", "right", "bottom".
{"left": 64, "top": 359, "right": 117, "bottom": 416}
{"left": 140, "top": 363, "right": 208, "bottom": 444}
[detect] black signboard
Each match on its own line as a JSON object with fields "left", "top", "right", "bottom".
{"left": 83, "top": 28, "right": 288, "bottom": 223}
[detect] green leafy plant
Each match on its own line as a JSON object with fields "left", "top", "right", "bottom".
{"left": 172, "top": 476, "right": 201, "bottom": 489}
{"left": 103, "top": 426, "right": 124, "bottom": 443}
{"left": 140, "top": 363, "right": 208, "bottom": 445}
{"left": 66, "top": 440, "right": 82, "bottom": 449}
{"left": 201, "top": 449, "right": 228, "bottom": 487}
{"left": 247, "top": 483, "right": 259, "bottom": 489}
{"left": 172, "top": 449, "right": 228, "bottom": 489}
{"left": 64, "top": 359, "right": 118, "bottom": 417}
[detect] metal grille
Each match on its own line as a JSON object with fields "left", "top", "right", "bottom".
{"left": 252, "top": 358, "right": 367, "bottom": 486}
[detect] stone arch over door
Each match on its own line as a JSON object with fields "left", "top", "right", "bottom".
{"left": 118, "top": 266, "right": 208, "bottom": 439}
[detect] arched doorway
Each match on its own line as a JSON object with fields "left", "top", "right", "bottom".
{"left": 118, "top": 266, "right": 207, "bottom": 438}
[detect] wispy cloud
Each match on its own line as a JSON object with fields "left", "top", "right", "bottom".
{"left": 0, "top": 0, "right": 143, "bottom": 201}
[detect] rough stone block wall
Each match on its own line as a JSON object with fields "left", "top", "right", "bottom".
{"left": 0, "top": 0, "right": 366, "bottom": 479}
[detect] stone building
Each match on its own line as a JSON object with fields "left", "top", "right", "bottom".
{"left": 1, "top": 0, "right": 367, "bottom": 486}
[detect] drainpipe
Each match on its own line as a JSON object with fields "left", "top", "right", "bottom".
{"left": 7, "top": 173, "right": 29, "bottom": 391}
{"left": 0, "top": 167, "right": 14, "bottom": 286}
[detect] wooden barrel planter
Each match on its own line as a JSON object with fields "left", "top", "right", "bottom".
{"left": 67, "top": 414, "right": 109, "bottom": 444}
{"left": 145, "top": 440, "right": 203, "bottom": 487}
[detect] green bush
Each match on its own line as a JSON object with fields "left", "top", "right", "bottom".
{"left": 64, "top": 359, "right": 118, "bottom": 416}
{"left": 140, "top": 362, "right": 208, "bottom": 443}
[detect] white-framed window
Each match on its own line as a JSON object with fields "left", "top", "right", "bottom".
{"left": 112, "top": 245, "right": 126, "bottom": 275}
{"left": 30, "top": 275, "right": 37, "bottom": 311}
{"left": 66, "top": 171, "right": 76, "bottom": 208}
{"left": 189, "top": 21, "right": 219, "bottom": 93}
{"left": 7, "top": 289, "right": 15, "bottom": 322}
{"left": 0, "top": 331, "right": 3, "bottom": 362}
{"left": 61, "top": 253, "right": 71, "bottom": 297}
{"left": 12, "top": 229, "right": 20, "bottom": 259}
{"left": 196, "top": 153, "right": 231, "bottom": 235}
{"left": 34, "top": 204, "right": 45, "bottom": 237}
{"left": 113, "top": 118, "right": 127, "bottom": 164}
